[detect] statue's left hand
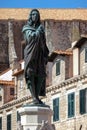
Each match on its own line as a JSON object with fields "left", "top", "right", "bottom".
{"left": 31, "top": 32, "right": 36, "bottom": 37}
{"left": 38, "top": 25, "right": 44, "bottom": 33}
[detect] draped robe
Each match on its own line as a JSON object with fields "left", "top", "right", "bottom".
{"left": 22, "top": 24, "right": 49, "bottom": 96}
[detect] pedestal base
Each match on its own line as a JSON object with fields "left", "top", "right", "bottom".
{"left": 19, "top": 106, "right": 53, "bottom": 130}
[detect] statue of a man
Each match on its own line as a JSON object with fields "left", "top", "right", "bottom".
{"left": 22, "top": 9, "right": 49, "bottom": 105}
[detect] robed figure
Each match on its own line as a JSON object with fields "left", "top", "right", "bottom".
{"left": 22, "top": 9, "right": 49, "bottom": 105}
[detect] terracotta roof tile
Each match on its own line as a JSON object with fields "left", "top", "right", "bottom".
{"left": 53, "top": 50, "right": 73, "bottom": 55}
{"left": 0, "top": 68, "right": 11, "bottom": 76}
{"left": 0, "top": 9, "right": 87, "bottom": 20}
{"left": 49, "top": 50, "right": 72, "bottom": 61}
{"left": 12, "top": 69, "right": 24, "bottom": 76}
{"left": 0, "top": 80, "right": 15, "bottom": 86}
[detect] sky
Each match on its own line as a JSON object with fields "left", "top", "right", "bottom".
{"left": 0, "top": 0, "right": 87, "bottom": 8}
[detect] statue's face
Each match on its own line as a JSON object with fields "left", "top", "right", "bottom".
{"left": 31, "top": 11, "right": 38, "bottom": 23}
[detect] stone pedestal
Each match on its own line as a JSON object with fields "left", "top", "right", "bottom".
{"left": 19, "top": 106, "right": 53, "bottom": 130}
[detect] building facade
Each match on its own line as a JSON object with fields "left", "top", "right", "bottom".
{"left": 0, "top": 9, "right": 87, "bottom": 130}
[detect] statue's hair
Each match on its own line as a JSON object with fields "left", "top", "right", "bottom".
{"left": 28, "top": 9, "right": 41, "bottom": 26}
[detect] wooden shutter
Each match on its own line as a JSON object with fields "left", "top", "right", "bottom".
{"left": 0, "top": 117, "right": 2, "bottom": 130}
{"left": 53, "top": 98, "right": 59, "bottom": 121}
{"left": 10, "top": 88, "right": 14, "bottom": 95}
{"left": 68, "top": 93, "right": 75, "bottom": 118}
{"left": 80, "top": 89, "right": 86, "bottom": 114}
{"left": 85, "top": 48, "right": 87, "bottom": 62}
{"left": 7, "top": 114, "right": 11, "bottom": 130}
{"left": 56, "top": 61, "right": 60, "bottom": 76}
{"left": 17, "top": 111, "right": 21, "bottom": 121}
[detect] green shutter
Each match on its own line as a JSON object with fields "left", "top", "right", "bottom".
{"left": 17, "top": 111, "right": 21, "bottom": 121}
{"left": 7, "top": 114, "right": 11, "bottom": 130}
{"left": 68, "top": 93, "right": 75, "bottom": 118}
{"left": 53, "top": 98, "right": 59, "bottom": 121}
{"left": 0, "top": 117, "right": 2, "bottom": 130}
{"left": 85, "top": 48, "right": 87, "bottom": 62}
{"left": 56, "top": 61, "right": 60, "bottom": 76}
{"left": 80, "top": 89, "right": 86, "bottom": 114}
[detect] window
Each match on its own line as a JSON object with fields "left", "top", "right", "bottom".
{"left": 85, "top": 48, "right": 87, "bottom": 62}
{"left": 17, "top": 111, "right": 21, "bottom": 121}
{"left": 22, "top": 43, "right": 25, "bottom": 59}
{"left": 68, "top": 92, "right": 75, "bottom": 118}
{"left": 20, "top": 79, "right": 23, "bottom": 89}
{"left": 80, "top": 88, "right": 87, "bottom": 114}
{"left": 56, "top": 60, "right": 60, "bottom": 76}
{"left": 0, "top": 96, "right": 2, "bottom": 101}
{"left": 0, "top": 117, "right": 2, "bottom": 130}
{"left": 53, "top": 98, "right": 59, "bottom": 121}
{"left": 10, "top": 88, "right": 14, "bottom": 95}
{"left": 0, "top": 87, "right": 1, "bottom": 91}
{"left": 7, "top": 114, "right": 11, "bottom": 130}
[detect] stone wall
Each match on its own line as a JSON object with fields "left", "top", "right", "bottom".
{"left": 0, "top": 19, "right": 26, "bottom": 73}
{"left": 45, "top": 20, "right": 72, "bottom": 52}
{"left": 13, "top": 20, "right": 26, "bottom": 61}
{"left": 0, "top": 19, "right": 87, "bottom": 73}
{"left": 46, "top": 76, "right": 87, "bottom": 130}
{"left": 4, "top": 85, "right": 14, "bottom": 103}
{"left": 45, "top": 20, "right": 87, "bottom": 53}
{"left": 0, "top": 20, "right": 9, "bottom": 73}
{"left": 65, "top": 55, "right": 73, "bottom": 79}
{"left": 17, "top": 73, "right": 29, "bottom": 99}
{"left": 0, "top": 75, "right": 87, "bottom": 130}
{"left": 0, "top": 86, "right": 4, "bottom": 106}
{"left": 80, "top": 41, "right": 87, "bottom": 75}
{"left": 52, "top": 55, "right": 65, "bottom": 86}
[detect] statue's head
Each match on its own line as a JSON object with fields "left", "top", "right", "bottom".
{"left": 28, "top": 9, "right": 41, "bottom": 26}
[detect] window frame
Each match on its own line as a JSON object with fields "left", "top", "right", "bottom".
{"left": 68, "top": 92, "right": 75, "bottom": 118}
{"left": 53, "top": 97, "right": 59, "bottom": 122}
{"left": 0, "top": 96, "right": 2, "bottom": 101}
{"left": 17, "top": 111, "right": 21, "bottom": 122}
{"left": 56, "top": 60, "right": 60, "bottom": 76}
{"left": 21, "top": 43, "right": 25, "bottom": 59}
{"left": 0, "top": 117, "right": 2, "bottom": 130}
{"left": 7, "top": 114, "right": 11, "bottom": 130}
{"left": 79, "top": 88, "right": 87, "bottom": 114}
{"left": 10, "top": 88, "right": 14, "bottom": 95}
{"left": 85, "top": 48, "right": 87, "bottom": 62}
{"left": 20, "top": 79, "right": 23, "bottom": 89}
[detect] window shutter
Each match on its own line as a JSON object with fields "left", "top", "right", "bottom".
{"left": 17, "top": 111, "right": 21, "bottom": 121}
{"left": 0, "top": 117, "right": 2, "bottom": 130}
{"left": 80, "top": 89, "right": 86, "bottom": 114}
{"left": 7, "top": 114, "right": 11, "bottom": 130}
{"left": 22, "top": 43, "right": 25, "bottom": 59}
{"left": 68, "top": 93, "right": 75, "bottom": 118}
{"left": 85, "top": 48, "right": 87, "bottom": 62}
{"left": 56, "top": 61, "right": 60, "bottom": 76}
{"left": 0, "top": 96, "right": 2, "bottom": 101}
{"left": 10, "top": 88, "right": 14, "bottom": 95}
{"left": 53, "top": 98, "right": 59, "bottom": 121}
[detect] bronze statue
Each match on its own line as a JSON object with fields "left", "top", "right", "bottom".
{"left": 22, "top": 9, "right": 49, "bottom": 105}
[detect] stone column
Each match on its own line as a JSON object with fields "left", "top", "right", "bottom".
{"left": 2, "top": 110, "right": 7, "bottom": 130}
{"left": 19, "top": 106, "right": 53, "bottom": 130}
{"left": 8, "top": 19, "right": 17, "bottom": 68}
{"left": 71, "top": 20, "right": 80, "bottom": 42}
{"left": 45, "top": 21, "right": 54, "bottom": 53}
{"left": 12, "top": 107, "right": 17, "bottom": 130}
{"left": 73, "top": 47, "right": 80, "bottom": 76}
